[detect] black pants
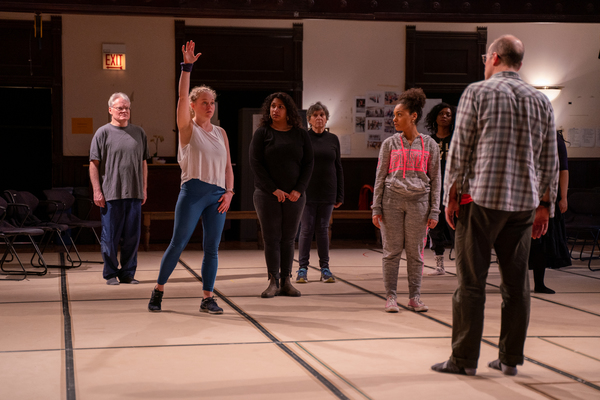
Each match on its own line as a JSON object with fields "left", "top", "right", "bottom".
{"left": 451, "top": 202, "right": 535, "bottom": 369}
{"left": 253, "top": 189, "right": 306, "bottom": 279}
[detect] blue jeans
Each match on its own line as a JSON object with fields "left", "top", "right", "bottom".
{"left": 298, "top": 202, "right": 334, "bottom": 270}
{"left": 101, "top": 199, "right": 142, "bottom": 280}
{"left": 253, "top": 189, "right": 306, "bottom": 279}
{"left": 157, "top": 179, "right": 226, "bottom": 292}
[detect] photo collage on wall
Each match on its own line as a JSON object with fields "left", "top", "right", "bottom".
{"left": 355, "top": 91, "right": 401, "bottom": 149}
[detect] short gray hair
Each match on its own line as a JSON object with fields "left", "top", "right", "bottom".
{"left": 108, "top": 92, "right": 131, "bottom": 108}
{"left": 307, "top": 101, "right": 330, "bottom": 125}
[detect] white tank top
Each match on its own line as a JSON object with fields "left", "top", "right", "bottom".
{"left": 178, "top": 121, "right": 227, "bottom": 189}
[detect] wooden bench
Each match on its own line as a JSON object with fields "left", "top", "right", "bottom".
{"left": 142, "top": 210, "right": 261, "bottom": 251}
{"left": 142, "top": 209, "right": 376, "bottom": 251}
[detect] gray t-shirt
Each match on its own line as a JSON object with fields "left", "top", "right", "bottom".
{"left": 89, "top": 123, "right": 149, "bottom": 201}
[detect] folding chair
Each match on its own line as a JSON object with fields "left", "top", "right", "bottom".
{"left": 564, "top": 191, "right": 600, "bottom": 271}
{"left": 0, "top": 197, "right": 47, "bottom": 280}
{"left": 43, "top": 189, "right": 103, "bottom": 264}
{"left": 3, "top": 190, "right": 82, "bottom": 268}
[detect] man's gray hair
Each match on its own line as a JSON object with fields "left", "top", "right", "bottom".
{"left": 108, "top": 92, "right": 131, "bottom": 108}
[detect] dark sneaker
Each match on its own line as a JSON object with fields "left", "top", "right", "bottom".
{"left": 119, "top": 276, "right": 139, "bottom": 284}
{"left": 148, "top": 289, "right": 163, "bottom": 312}
{"left": 320, "top": 268, "right": 335, "bottom": 283}
{"left": 296, "top": 268, "right": 308, "bottom": 283}
{"left": 106, "top": 277, "right": 120, "bottom": 285}
{"left": 200, "top": 296, "right": 223, "bottom": 314}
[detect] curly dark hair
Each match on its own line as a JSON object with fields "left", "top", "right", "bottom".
{"left": 398, "top": 88, "right": 427, "bottom": 124}
{"left": 259, "top": 92, "right": 302, "bottom": 129}
{"left": 425, "top": 102, "right": 456, "bottom": 135}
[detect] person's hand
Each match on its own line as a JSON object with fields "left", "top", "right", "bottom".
{"left": 273, "top": 189, "right": 287, "bottom": 202}
{"left": 217, "top": 192, "right": 233, "bottom": 213}
{"left": 372, "top": 214, "right": 382, "bottom": 229}
{"left": 286, "top": 190, "right": 301, "bottom": 202}
{"left": 182, "top": 40, "right": 201, "bottom": 64}
{"left": 445, "top": 198, "right": 459, "bottom": 230}
{"left": 531, "top": 206, "right": 550, "bottom": 239}
{"left": 427, "top": 219, "right": 438, "bottom": 229}
{"left": 142, "top": 190, "right": 147, "bottom": 206}
{"left": 94, "top": 190, "right": 106, "bottom": 208}
{"left": 334, "top": 202, "right": 343, "bottom": 209}
{"left": 559, "top": 198, "right": 568, "bottom": 214}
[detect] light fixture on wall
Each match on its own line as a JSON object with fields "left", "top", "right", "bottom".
{"left": 533, "top": 85, "right": 563, "bottom": 102}
{"left": 102, "top": 43, "right": 126, "bottom": 70}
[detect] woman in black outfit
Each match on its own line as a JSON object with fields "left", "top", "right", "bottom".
{"left": 424, "top": 102, "right": 456, "bottom": 275}
{"left": 296, "top": 102, "right": 343, "bottom": 284}
{"left": 249, "top": 93, "right": 314, "bottom": 298}
{"left": 528, "top": 131, "right": 571, "bottom": 293}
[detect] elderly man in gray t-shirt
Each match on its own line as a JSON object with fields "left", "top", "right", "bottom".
{"left": 90, "top": 92, "right": 149, "bottom": 285}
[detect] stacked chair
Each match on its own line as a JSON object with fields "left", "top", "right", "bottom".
{"left": 3, "top": 190, "right": 81, "bottom": 268}
{"left": 43, "top": 189, "right": 103, "bottom": 264}
{"left": 564, "top": 191, "right": 600, "bottom": 272}
{"left": 0, "top": 197, "right": 47, "bottom": 280}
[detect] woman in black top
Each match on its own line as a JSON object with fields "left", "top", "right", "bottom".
{"left": 528, "top": 131, "right": 571, "bottom": 293}
{"left": 424, "top": 102, "right": 456, "bottom": 276}
{"left": 249, "top": 93, "right": 314, "bottom": 298}
{"left": 296, "top": 102, "right": 344, "bottom": 284}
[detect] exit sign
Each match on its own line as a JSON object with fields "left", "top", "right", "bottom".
{"left": 102, "top": 43, "right": 126, "bottom": 70}
{"left": 103, "top": 53, "right": 126, "bottom": 70}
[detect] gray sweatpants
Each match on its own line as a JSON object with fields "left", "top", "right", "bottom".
{"left": 380, "top": 198, "right": 429, "bottom": 299}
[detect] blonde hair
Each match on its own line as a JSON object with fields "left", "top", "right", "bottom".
{"left": 189, "top": 86, "right": 217, "bottom": 118}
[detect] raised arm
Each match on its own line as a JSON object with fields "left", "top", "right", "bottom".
{"left": 177, "top": 40, "right": 202, "bottom": 148}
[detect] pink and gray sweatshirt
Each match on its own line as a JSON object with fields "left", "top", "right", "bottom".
{"left": 371, "top": 132, "right": 441, "bottom": 220}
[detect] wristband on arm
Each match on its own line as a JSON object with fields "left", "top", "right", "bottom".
{"left": 180, "top": 63, "right": 193, "bottom": 72}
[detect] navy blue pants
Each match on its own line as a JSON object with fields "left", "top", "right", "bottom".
{"left": 100, "top": 199, "right": 142, "bottom": 280}
{"left": 298, "top": 202, "right": 335, "bottom": 270}
{"left": 157, "top": 179, "right": 226, "bottom": 292}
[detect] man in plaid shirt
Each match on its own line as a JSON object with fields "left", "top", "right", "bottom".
{"left": 432, "top": 35, "right": 559, "bottom": 376}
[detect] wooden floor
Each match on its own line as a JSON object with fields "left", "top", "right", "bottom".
{"left": 1, "top": 242, "right": 599, "bottom": 400}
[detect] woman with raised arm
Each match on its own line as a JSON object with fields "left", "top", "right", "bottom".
{"left": 148, "top": 40, "right": 234, "bottom": 314}
{"left": 249, "top": 92, "right": 314, "bottom": 298}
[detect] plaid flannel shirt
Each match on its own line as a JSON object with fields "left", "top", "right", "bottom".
{"left": 443, "top": 71, "right": 559, "bottom": 216}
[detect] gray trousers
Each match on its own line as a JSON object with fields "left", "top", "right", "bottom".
{"left": 450, "top": 202, "right": 535, "bottom": 369}
{"left": 380, "top": 198, "right": 429, "bottom": 299}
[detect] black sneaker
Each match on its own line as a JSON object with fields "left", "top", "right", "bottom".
{"left": 200, "top": 296, "right": 223, "bottom": 314}
{"left": 148, "top": 289, "right": 163, "bottom": 312}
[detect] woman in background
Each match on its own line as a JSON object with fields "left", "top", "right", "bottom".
{"left": 296, "top": 102, "right": 344, "bottom": 284}
{"left": 372, "top": 88, "right": 441, "bottom": 313}
{"left": 250, "top": 92, "right": 314, "bottom": 298}
{"left": 528, "top": 131, "right": 571, "bottom": 293}
{"left": 424, "top": 102, "right": 456, "bottom": 275}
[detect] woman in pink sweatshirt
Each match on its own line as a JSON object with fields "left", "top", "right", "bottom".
{"left": 372, "top": 88, "right": 441, "bottom": 313}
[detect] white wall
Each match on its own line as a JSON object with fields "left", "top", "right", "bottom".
{"left": 2, "top": 12, "right": 599, "bottom": 158}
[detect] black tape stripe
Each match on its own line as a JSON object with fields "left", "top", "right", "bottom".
{"left": 178, "top": 259, "right": 350, "bottom": 400}
{"left": 60, "top": 260, "right": 76, "bottom": 400}
{"left": 305, "top": 254, "right": 600, "bottom": 391}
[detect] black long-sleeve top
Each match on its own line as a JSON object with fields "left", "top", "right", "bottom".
{"left": 249, "top": 126, "right": 314, "bottom": 194}
{"left": 305, "top": 129, "right": 344, "bottom": 204}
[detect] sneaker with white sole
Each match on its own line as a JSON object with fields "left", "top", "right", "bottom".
{"left": 320, "top": 268, "right": 335, "bottom": 283}
{"left": 385, "top": 295, "right": 400, "bottom": 313}
{"left": 296, "top": 268, "right": 308, "bottom": 283}
{"left": 407, "top": 296, "right": 428, "bottom": 312}
{"left": 200, "top": 296, "right": 223, "bottom": 314}
{"left": 428, "top": 255, "right": 446, "bottom": 276}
